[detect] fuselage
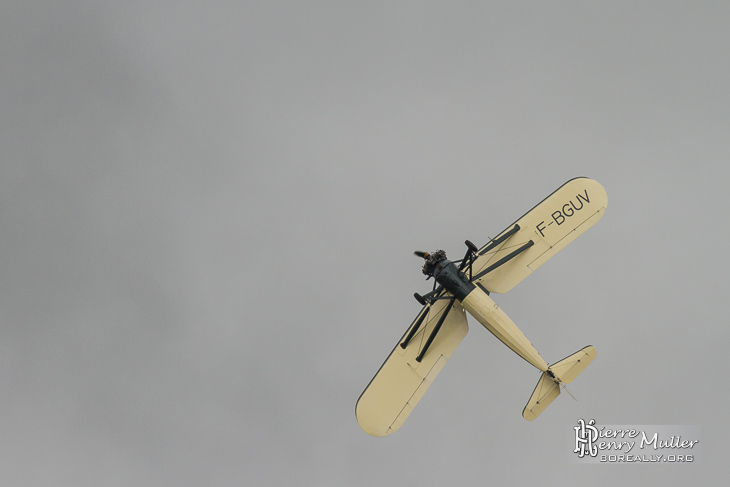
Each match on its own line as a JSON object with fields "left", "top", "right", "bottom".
{"left": 432, "top": 258, "right": 548, "bottom": 372}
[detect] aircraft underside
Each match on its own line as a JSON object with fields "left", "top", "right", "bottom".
{"left": 356, "top": 177, "right": 607, "bottom": 436}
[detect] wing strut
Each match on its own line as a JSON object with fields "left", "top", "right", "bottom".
{"left": 472, "top": 240, "right": 534, "bottom": 281}
{"left": 479, "top": 224, "right": 520, "bottom": 255}
{"left": 400, "top": 306, "right": 430, "bottom": 349}
{"left": 458, "top": 240, "right": 478, "bottom": 278}
{"left": 416, "top": 298, "right": 456, "bottom": 362}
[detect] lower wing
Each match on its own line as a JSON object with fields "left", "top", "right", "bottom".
{"left": 471, "top": 177, "right": 607, "bottom": 293}
{"left": 356, "top": 299, "right": 468, "bottom": 437}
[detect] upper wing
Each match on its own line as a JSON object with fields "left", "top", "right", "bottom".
{"left": 471, "top": 177, "right": 607, "bottom": 293}
{"left": 355, "top": 298, "right": 468, "bottom": 437}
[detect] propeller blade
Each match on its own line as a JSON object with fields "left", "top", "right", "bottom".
{"left": 414, "top": 250, "right": 429, "bottom": 259}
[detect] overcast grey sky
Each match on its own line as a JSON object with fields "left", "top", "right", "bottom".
{"left": 1, "top": 1, "right": 728, "bottom": 485}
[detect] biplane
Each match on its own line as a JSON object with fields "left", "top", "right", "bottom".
{"left": 356, "top": 177, "right": 607, "bottom": 437}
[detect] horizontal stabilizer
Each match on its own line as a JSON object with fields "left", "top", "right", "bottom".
{"left": 522, "top": 345, "right": 597, "bottom": 420}
{"left": 549, "top": 345, "right": 597, "bottom": 384}
{"left": 522, "top": 372, "right": 560, "bottom": 421}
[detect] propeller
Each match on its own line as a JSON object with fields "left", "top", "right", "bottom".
{"left": 414, "top": 250, "right": 430, "bottom": 259}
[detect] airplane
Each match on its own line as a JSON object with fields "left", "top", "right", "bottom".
{"left": 356, "top": 177, "right": 607, "bottom": 437}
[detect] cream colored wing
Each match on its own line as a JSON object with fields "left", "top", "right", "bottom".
{"left": 356, "top": 299, "right": 468, "bottom": 437}
{"left": 471, "top": 177, "right": 607, "bottom": 294}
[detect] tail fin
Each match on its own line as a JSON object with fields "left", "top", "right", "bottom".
{"left": 522, "top": 345, "right": 597, "bottom": 420}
